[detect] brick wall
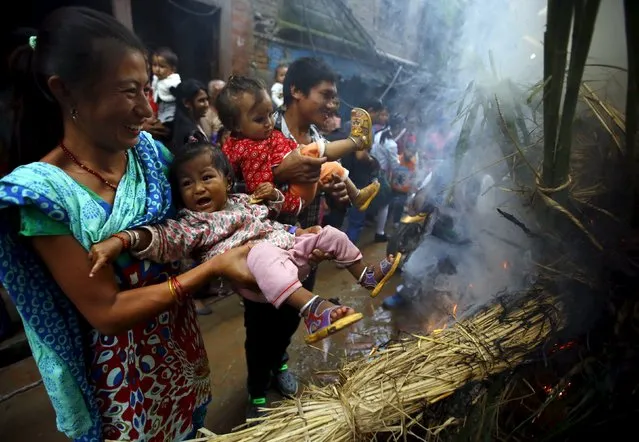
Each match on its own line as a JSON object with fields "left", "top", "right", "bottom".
{"left": 227, "top": 0, "right": 423, "bottom": 77}
{"left": 230, "top": 0, "right": 254, "bottom": 74}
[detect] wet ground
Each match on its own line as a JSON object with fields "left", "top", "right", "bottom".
{"left": 0, "top": 229, "right": 417, "bottom": 441}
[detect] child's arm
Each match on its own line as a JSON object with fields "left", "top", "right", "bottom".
{"left": 322, "top": 137, "right": 364, "bottom": 161}
{"left": 88, "top": 217, "right": 211, "bottom": 277}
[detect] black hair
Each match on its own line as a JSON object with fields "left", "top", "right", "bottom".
{"left": 169, "top": 141, "right": 235, "bottom": 207}
{"left": 170, "top": 78, "right": 208, "bottom": 150}
{"left": 362, "top": 98, "right": 387, "bottom": 113}
{"left": 8, "top": 7, "right": 147, "bottom": 170}
{"left": 379, "top": 114, "right": 405, "bottom": 144}
{"left": 273, "top": 63, "right": 288, "bottom": 80}
{"left": 282, "top": 57, "right": 337, "bottom": 106}
{"left": 215, "top": 75, "right": 266, "bottom": 132}
{"left": 154, "top": 47, "right": 178, "bottom": 70}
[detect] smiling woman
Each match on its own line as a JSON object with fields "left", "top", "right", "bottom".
{"left": 0, "top": 6, "right": 256, "bottom": 442}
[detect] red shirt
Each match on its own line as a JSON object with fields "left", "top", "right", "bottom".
{"left": 223, "top": 130, "right": 303, "bottom": 215}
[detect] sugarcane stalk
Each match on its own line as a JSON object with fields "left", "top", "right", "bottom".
{"left": 542, "top": 0, "right": 574, "bottom": 187}
{"left": 625, "top": 0, "right": 639, "bottom": 226}
{"left": 553, "top": 0, "right": 601, "bottom": 197}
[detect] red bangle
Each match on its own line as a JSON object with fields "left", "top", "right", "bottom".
{"left": 112, "top": 233, "right": 130, "bottom": 249}
{"left": 171, "top": 277, "right": 188, "bottom": 304}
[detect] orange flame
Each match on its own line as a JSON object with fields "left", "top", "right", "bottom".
{"left": 452, "top": 304, "right": 458, "bottom": 318}
{"left": 502, "top": 261, "right": 509, "bottom": 270}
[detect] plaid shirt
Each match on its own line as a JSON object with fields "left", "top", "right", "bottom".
{"left": 272, "top": 110, "right": 324, "bottom": 228}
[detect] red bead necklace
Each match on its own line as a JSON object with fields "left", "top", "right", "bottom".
{"left": 59, "top": 143, "right": 126, "bottom": 192}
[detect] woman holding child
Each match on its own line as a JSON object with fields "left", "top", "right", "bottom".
{"left": 0, "top": 7, "right": 255, "bottom": 441}
{"left": 0, "top": 7, "right": 377, "bottom": 441}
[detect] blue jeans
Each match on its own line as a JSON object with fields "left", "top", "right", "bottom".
{"left": 345, "top": 208, "right": 367, "bottom": 244}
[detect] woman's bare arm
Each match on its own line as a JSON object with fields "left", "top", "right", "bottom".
{"left": 31, "top": 234, "right": 255, "bottom": 336}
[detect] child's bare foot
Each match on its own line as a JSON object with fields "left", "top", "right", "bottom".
{"left": 302, "top": 296, "right": 363, "bottom": 344}
{"left": 359, "top": 254, "right": 402, "bottom": 298}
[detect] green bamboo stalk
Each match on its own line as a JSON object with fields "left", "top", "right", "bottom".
{"left": 553, "top": 0, "right": 601, "bottom": 193}
{"left": 542, "top": 0, "right": 574, "bottom": 187}
{"left": 625, "top": 0, "right": 639, "bottom": 226}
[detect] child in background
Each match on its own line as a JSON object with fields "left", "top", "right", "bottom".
{"left": 87, "top": 143, "right": 401, "bottom": 343}
{"left": 218, "top": 76, "right": 380, "bottom": 215}
{"left": 390, "top": 143, "right": 418, "bottom": 226}
{"left": 270, "top": 63, "right": 288, "bottom": 109}
{"left": 152, "top": 47, "right": 181, "bottom": 138}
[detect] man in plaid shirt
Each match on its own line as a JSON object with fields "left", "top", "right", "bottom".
{"left": 244, "top": 57, "right": 349, "bottom": 419}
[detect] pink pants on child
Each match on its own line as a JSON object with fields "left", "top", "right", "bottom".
{"left": 238, "top": 226, "right": 362, "bottom": 308}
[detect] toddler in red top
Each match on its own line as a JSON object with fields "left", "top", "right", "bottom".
{"left": 217, "top": 76, "right": 380, "bottom": 215}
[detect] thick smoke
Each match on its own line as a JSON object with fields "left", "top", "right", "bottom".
{"left": 395, "top": 0, "right": 547, "bottom": 325}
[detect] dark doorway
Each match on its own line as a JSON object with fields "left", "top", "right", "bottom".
{"left": 132, "top": 0, "right": 221, "bottom": 84}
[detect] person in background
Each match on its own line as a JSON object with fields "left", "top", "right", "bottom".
{"left": 153, "top": 47, "right": 181, "bottom": 143}
{"left": 371, "top": 114, "right": 404, "bottom": 242}
{"left": 390, "top": 142, "right": 418, "bottom": 226}
{"left": 324, "top": 99, "right": 390, "bottom": 244}
{"left": 270, "top": 63, "right": 288, "bottom": 109}
{"left": 201, "top": 79, "right": 225, "bottom": 144}
{"left": 171, "top": 79, "right": 210, "bottom": 150}
{"left": 141, "top": 49, "right": 167, "bottom": 141}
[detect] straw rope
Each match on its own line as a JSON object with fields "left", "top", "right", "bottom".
{"left": 204, "top": 292, "right": 562, "bottom": 441}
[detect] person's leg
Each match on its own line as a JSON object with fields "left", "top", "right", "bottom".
{"left": 375, "top": 204, "right": 390, "bottom": 242}
{"left": 243, "top": 298, "right": 279, "bottom": 401}
{"left": 392, "top": 192, "right": 408, "bottom": 224}
{"left": 345, "top": 207, "right": 367, "bottom": 244}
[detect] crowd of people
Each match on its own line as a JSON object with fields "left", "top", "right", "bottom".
{"left": 0, "top": 6, "right": 446, "bottom": 442}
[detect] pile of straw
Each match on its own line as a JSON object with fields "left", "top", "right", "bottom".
{"left": 206, "top": 291, "right": 562, "bottom": 441}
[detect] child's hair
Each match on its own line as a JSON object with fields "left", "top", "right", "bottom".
{"left": 155, "top": 47, "right": 178, "bottom": 70}
{"left": 215, "top": 75, "right": 267, "bottom": 132}
{"left": 283, "top": 57, "right": 337, "bottom": 106}
{"left": 273, "top": 63, "right": 288, "bottom": 81}
{"left": 169, "top": 142, "right": 235, "bottom": 206}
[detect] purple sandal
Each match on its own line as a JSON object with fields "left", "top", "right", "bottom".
{"left": 359, "top": 253, "right": 402, "bottom": 298}
{"left": 301, "top": 296, "right": 363, "bottom": 344}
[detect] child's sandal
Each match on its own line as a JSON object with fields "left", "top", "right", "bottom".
{"left": 301, "top": 296, "right": 363, "bottom": 344}
{"left": 359, "top": 253, "right": 402, "bottom": 298}
{"left": 350, "top": 108, "right": 373, "bottom": 150}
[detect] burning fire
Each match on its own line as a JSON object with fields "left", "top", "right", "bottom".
{"left": 502, "top": 261, "right": 509, "bottom": 270}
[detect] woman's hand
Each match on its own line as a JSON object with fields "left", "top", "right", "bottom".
{"left": 252, "top": 183, "right": 279, "bottom": 201}
{"left": 216, "top": 244, "right": 258, "bottom": 289}
{"left": 88, "top": 237, "right": 125, "bottom": 278}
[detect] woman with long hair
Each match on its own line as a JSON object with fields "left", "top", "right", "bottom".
{"left": 171, "top": 78, "right": 210, "bottom": 150}
{"left": 0, "top": 7, "right": 255, "bottom": 441}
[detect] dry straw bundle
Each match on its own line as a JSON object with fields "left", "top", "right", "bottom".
{"left": 205, "top": 291, "right": 562, "bottom": 442}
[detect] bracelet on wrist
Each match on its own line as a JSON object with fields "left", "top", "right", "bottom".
{"left": 111, "top": 232, "right": 130, "bottom": 250}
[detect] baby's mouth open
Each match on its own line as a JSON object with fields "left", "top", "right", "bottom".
{"left": 196, "top": 197, "right": 213, "bottom": 208}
